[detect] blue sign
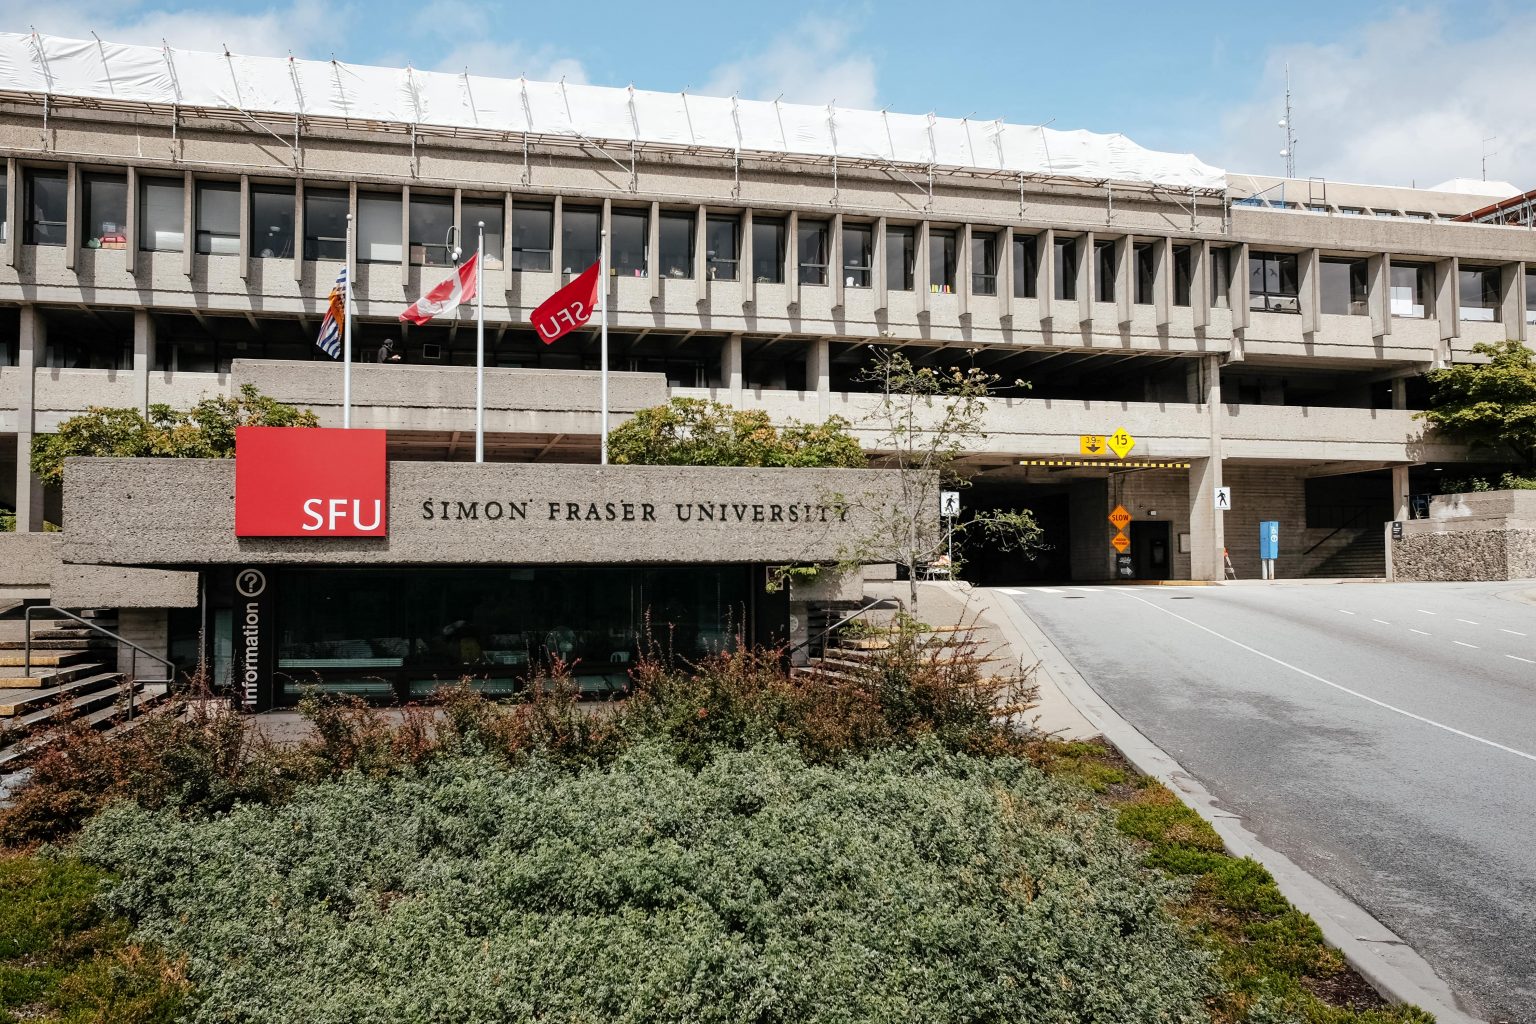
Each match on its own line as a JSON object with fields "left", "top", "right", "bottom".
{"left": 1259, "top": 521, "right": 1280, "bottom": 561}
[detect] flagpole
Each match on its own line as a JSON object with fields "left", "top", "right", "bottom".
{"left": 475, "top": 221, "right": 485, "bottom": 464}
{"left": 343, "top": 212, "right": 353, "bottom": 429}
{"left": 600, "top": 227, "right": 609, "bottom": 465}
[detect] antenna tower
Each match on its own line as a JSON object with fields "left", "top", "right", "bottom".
{"left": 1278, "top": 64, "right": 1296, "bottom": 179}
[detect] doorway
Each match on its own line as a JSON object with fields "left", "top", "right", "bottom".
{"left": 1129, "top": 521, "right": 1171, "bottom": 581}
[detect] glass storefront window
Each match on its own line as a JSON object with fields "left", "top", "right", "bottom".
{"left": 275, "top": 565, "right": 754, "bottom": 703}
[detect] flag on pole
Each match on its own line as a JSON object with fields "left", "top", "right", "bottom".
{"left": 532, "top": 262, "right": 601, "bottom": 344}
{"left": 399, "top": 254, "right": 479, "bottom": 326}
{"left": 316, "top": 266, "right": 346, "bottom": 358}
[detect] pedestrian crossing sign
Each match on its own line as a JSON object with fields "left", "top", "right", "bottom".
{"left": 1215, "top": 486, "right": 1231, "bottom": 511}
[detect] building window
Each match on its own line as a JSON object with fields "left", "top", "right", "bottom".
{"left": 610, "top": 207, "right": 648, "bottom": 277}
{"left": 248, "top": 184, "right": 294, "bottom": 259}
{"left": 1527, "top": 272, "right": 1536, "bottom": 325}
{"left": 562, "top": 205, "right": 600, "bottom": 274}
{"left": 1013, "top": 234, "right": 1037, "bottom": 298}
{"left": 1210, "top": 247, "right": 1231, "bottom": 308}
{"left": 1248, "top": 251, "right": 1299, "bottom": 313}
{"left": 303, "top": 188, "right": 347, "bottom": 262}
{"left": 1320, "top": 257, "right": 1368, "bottom": 316}
{"left": 1054, "top": 237, "right": 1077, "bottom": 301}
{"left": 511, "top": 204, "right": 553, "bottom": 272}
{"left": 1173, "top": 245, "right": 1192, "bottom": 307}
{"left": 80, "top": 173, "right": 127, "bottom": 250}
{"left": 929, "top": 228, "right": 956, "bottom": 293}
{"left": 1459, "top": 267, "right": 1500, "bottom": 322}
{"left": 658, "top": 210, "right": 694, "bottom": 279}
{"left": 409, "top": 194, "right": 454, "bottom": 266}
{"left": 886, "top": 224, "right": 915, "bottom": 291}
{"left": 1134, "top": 242, "right": 1155, "bottom": 305}
{"left": 24, "top": 169, "right": 67, "bottom": 246}
{"left": 0, "top": 170, "right": 7, "bottom": 245}
{"left": 1094, "top": 240, "right": 1116, "bottom": 302}
{"left": 1391, "top": 263, "right": 1430, "bottom": 319}
{"left": 842, "top": 223, "right": 872, "bottom": 287}
{"left": 705, "top": 214, "right": 738, "bottom": 281}
{"left": 752, "top": 216, "right": 786, "bottom": 283}
{"left": 194, "top": 181, "right": 240, "bottom": 256}
{"left": 971, "top": 231, "right": 998, "bottom": 296}
{"left": 144, "top": 183, "right": 195, "bottom": 255}
{"left": 461, "top": 199, "right": 504, "bottom": 269}
{"left": 357, "top": 192, "right": 402, "bottom": 264}
{"left": 798, "top": 219, "right": 829, "bottom": 285}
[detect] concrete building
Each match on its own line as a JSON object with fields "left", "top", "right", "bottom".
{"left": 0, "top": 33, "right": 1531, "bottom": 703}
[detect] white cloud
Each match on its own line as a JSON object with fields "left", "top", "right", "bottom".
{"left": 702, "top": 15, "right": 878, "bottom": 108}
{"left": 0, "top": 0, "right": 331, "bottom": 59}
{"left": 1209, "top": 6, "right": 1536, "bottom": 190}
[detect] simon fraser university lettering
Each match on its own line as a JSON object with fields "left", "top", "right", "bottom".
{"left": 419, "top": 500, "right": 851, "bottom": 525}
{"left": 235, "top": 427, "right": 389, "bottom": 538}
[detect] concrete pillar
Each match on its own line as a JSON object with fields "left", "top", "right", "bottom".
{"left": 1115, "top": 235, "right": 1133, "bottom": 327}
{"left": 398, "top": 184, "right": 411, "bottom": 289}
{"left": 116, "top": 609, "right": 169, "bottom": 678}
{"left": 14, "top": 305, "right": 44, "bottom": 532}
{"left": 1369, "top": 253, "right": 1391, "bottom": 340}
{"left": 1434, "top": 257, "right": 1458, "bottom": 368}
{"left": 133, "top": 310, "right": 154, "bottom": 415}
{"left": 695, "top": 204, "right": 709, "bottom": 304}
{"left": 1154, "top": 236, "right": 1172, "bottom": 329}
{"left": 237, "top": 174, "right": 250, "bottom": 281}
{"left": 3, "top": 157, "right": 18, "bottom": 267}
{"left": 916, "top": 220, "right": 930, "bottom": 316}
{"left": 1390, "top": 376, "right": 1408, "bottom": 410}
{"left": 958, "top": 222, "right": 972, "bottom": 317}
{"left": 1299, "top": 248, "right": 1320, "bottom": 335}
{"left": 787, "top": 210, "right": 800, "bottom": 308}
{"left": 1077, "top": 232, "right": 1094, "bottom": 326}
{"left": 64, "top": 162, "right": 78, "bottom": 272}
{"left": 1037, "top": 227, "right": 1055, "bottom": 323}
{"left": 831, "top": 212, "right": 845, "bottom": 311}
{"left": 125, "top": 166, "right": 139, "bottom": 277}
{"left": 810, "top": 338, "right": 831, "bottom": 417}
{"left": 648, "top": 200, "right": 661, "bottom": 302}
{"left": 1191, "top": 240, "right": 1210, "bottom": 331}
{"left": 873, "top": 215, "right": 888, "bottom": 313}
{"left": 1501, "top": 262, "right": 1525, "bottom": 343}
{"left": 723, "top": 333, "right": 743, "bottom": 405}
{"left": 741, "top": 208, "right": 755, "bottom": 308}
{"left": 999, "top": 226, "right": 1015, "bottom": 321}
{"left": 292, "top": 178, "right": 306, "bottom": 284}
{"left": 1229, "top": 243, "right": 1249, "bottom": 361}
{"left": 550, "top": 195, "right": 563, "bottom": 284}
{"left": 1392, "top": 464, "right": 1411, "bottom": 523}
{"left": 1188, "top": 353, "right": 1225, "bottom": 581}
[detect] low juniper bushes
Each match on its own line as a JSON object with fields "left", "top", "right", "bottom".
{"left": 1, "top": 636, "right": 1431, "bottom": 1023}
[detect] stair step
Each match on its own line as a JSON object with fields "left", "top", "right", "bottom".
{"left": 0, "top": 663, "right": 100, "bottom": 690}
{"left": 0, "top": 638, "right": 114, "bottom": 652}
{"left": 0, "top": 679, "right": 139, "bottom": 736}
{"left": 0, "top": 684, "right": 164, "bottom": 772}
{"left": 0, "top": 670, "right": 120, "bottom": 716}
{"left": 0, "top": 650, "right": 93, "bottom": 669}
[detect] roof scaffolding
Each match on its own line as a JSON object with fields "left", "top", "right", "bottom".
{"left": 0, "top": 31, "right": 1226, "bottom": 192}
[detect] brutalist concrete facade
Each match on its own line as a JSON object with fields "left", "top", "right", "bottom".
{"left": 1388, "top": 491, "right": 1536, "bottom": 582}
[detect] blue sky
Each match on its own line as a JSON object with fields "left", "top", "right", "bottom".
{"left": 6, "top": 0, "right": 1535, "bottom": 188}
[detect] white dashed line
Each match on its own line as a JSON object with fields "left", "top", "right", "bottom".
{"left": 1452, "top": 641, "right": 1478, "bottom": 649}
{"left": 1500, "top": 629, "right": 1527, "bottom": 637}
{"left": 1068, "top": 587, "right": 1103, "bottom": 592}
{"left": 1034, "top": 587, "right": 1062, "bottom": 594}
{"left": 1371, "top": 618, "right": 1390, "bottom": 625}
{"left": 1115, "top": 591, "right": 1536, "bottom": 764}
{"left": 1508, "top": 655, "right": 1535, "bottom": 665}
{"left": 1456, "top": 618, "right": 1479, "bottom": 626}
{"left": 1417, "top": 609, "right": 1436, "bottom": 616}
{"left": 1338, "top": 609, "right": 1356, "bottom": 615}
{"left": 1409, "top": 629, "right": 1431, "bottom": 636}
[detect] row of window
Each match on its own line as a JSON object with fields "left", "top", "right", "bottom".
{"left": 1247, "top": 251, "right": 1526, "bottom": 321}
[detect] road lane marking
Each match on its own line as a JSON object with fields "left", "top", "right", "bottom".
{"left": 1338, "top": 610, "right": 1356, "bottom": 615}
{"left": 1509, "top": 655, "right": 1535, "bottom": 665}
{"left": 1409, "top": 629, "right": 1430, "bottom": 636}
{"left": 1371, "top": 618, "right": 1390, "bottom": 625}
{"left": 1115, "top": 591, "right": 1536, "bottom": 765}
{"left": 1456, "top": 619, "right": 1479, "bottom": 626}
{"left": 1500, "top": 629, "right": 1527, "bottom": 637}
{"left": 1417, "top": 609, "right": 1436, "bottom": 615}
{"left": 1452, "top": 641, "right": 1478, "bottom": 649}
{"left": 1034, "top": 587, "right": 1062, "bottom": 593}
{"left": 995, "top": 588, "right": 1025, "bottom": 595}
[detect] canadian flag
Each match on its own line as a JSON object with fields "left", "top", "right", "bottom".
{"left": 399, "top": 254, "right": 478, "bottom": 326}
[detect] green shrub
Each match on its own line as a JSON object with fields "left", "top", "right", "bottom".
{"left": 75, "top": 742, "right": 1214, "bottom": 1024}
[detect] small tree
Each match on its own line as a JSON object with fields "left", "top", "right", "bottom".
{"left": 1422, "top": 340, "right": 1536, "bottom": 471}
{"left": 31, "top": 384, "right": 318, "bottom": 487}
{"left": 607, "top": 397, "right": 865, "bottom": 468}
{"left": 834, "top": 350, "right": 1042, "bottom": 607}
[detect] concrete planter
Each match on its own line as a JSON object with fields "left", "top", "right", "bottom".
{"left": 1388, "top": 489, "right": 1536, "bottom": 582}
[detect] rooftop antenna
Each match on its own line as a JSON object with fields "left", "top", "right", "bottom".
{"left": 1482, "top": 135, "right": 1498, "bottom": 181}
{"left": 1277, "top": 63, "right": 1296, "bottom": 179}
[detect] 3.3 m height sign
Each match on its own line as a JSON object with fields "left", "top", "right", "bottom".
{"left": 235, "top": 427, "right": 388, "bottom": 537}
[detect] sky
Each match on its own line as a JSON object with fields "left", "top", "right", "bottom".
{"left": 3, "top": 0, "right": 1534, "bottom": 190}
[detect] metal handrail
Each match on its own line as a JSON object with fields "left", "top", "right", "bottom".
{"left": 788, "top": 596, "right": 904, "bottom": 659}
{"left": 22, "top": 606, "right": 175, "bottom": 722}
{"left": 1302, "top": 506, "right": 1374, "bottom": 557}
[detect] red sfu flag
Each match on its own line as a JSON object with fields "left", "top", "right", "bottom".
{"left": 399, "top": 254, "right": 478, "bottom": 326}
{"left": 532, "top": 262, "right": 601, "bottom": 344}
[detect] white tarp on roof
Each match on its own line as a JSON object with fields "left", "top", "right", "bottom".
{"left": 0, "top": 31, "right": 1226, "bottom": 190}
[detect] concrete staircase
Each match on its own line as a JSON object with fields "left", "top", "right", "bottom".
{"left": 792, "top": 619, "right": 996, "bottom": 686}
{"left": 1306, "top": 530, "right": 1387, "bottom": 579}
{"left": 0, "top": 615, "right": 169, "bottom": 771}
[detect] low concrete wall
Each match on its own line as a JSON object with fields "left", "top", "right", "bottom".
{"left": 1389, "top": 491, "right": 1536, "bottom": 581}
{"left": 0, "top": 532, "right": 61, "bottom": 598}
{"left": 51, "top": 564, "right": 200, "bottom": 609}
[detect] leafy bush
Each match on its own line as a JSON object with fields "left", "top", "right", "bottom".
{"left": 607, "top": 396, "right": 865, "bottom": 468}
{"left": 74, "top": 742, "right": 1214, "bottom": 1024}
{"left": 30, "top": 384, "right": 318, "bottom": 488}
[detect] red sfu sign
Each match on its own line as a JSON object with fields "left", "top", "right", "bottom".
{"left": 532, "top": 262, "right": 601, "bottom": 344}
{"left": 235, "top": 427, "right": 388, "bottom": 537}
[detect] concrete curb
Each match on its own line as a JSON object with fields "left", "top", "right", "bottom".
{"left": 980, "top": 590, "right": 1483, "bottom": 1024}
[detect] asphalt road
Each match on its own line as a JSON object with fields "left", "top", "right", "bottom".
{"left": 995, "top": 581, "right": 1536, "bottom": 1023}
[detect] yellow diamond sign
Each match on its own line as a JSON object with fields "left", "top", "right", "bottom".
{"left": 1106, "top": 428, "right": 1136, "bottom": 459}
{"left": 1111, "top": 532, "right": 1130, "bottom": 553}
{"left": 1108, "top": 505, "right": 1132, "bottom": 530}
